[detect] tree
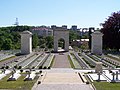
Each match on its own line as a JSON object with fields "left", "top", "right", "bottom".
{"left": 32, "top": 34, "right": 39, "bottom": 48}
{"left": 45, "top": 36, "right": 53, "bottom": 48}
{"left": 101, "top": 11, "right": 120, "bottom": 51}
{"left": 69, "top": 30, "right": 79, "bottom": 43}
{"left": 2, "top": 39, "right": 13, "bottom": 50}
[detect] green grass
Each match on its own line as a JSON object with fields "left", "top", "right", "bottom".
{"left": 93, "top": 81, "right": 120, "bottom": 90}
{"left": 50, "top": 55, "right": 55, "bottom": 67}
{"left": 82, "top": 57, "right": 95, "bottom": 68}
{"left": 0, "top": 56, "right": 16, "bottom": 63}
{"left": 0, "top": 73, "right": 38, "bottom": 90}
{"left": 68, "top": 55, "right": 75, "bottom": 68}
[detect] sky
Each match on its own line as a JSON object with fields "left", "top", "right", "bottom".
{"left": 0, "top": 0, "right": 120, "bottom": 28}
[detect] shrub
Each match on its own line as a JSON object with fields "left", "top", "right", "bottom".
{"left": 43, "top": 66, "right": 47, "bottom": 69}
{"left": 1, "top": 66, "right": 5, "bottom": 69}
{"left": 48, "top": 66, "right": 51, "bottom": 69}
{"left": 32, "top": 66, "right": 35, "bottom": 69}
{"left": 39, "top": 70, "right": 42, "bottom": 74}
{"left": 39, "top": 66, "right": 42, "bottom": 69}
{"left": 18, "top": 66, "right": 22, "bottom": 69}
{"left": 14, "top": 65, "right": 17, "bottom": 69}
{"left": 86, "top": 82, "right": 89, "bottom": 84}
{"left": 20, "top": 69, "right": 23, "bottom": 73}
{"left": 5, "top": 66, "right": 9, "bottom": 69}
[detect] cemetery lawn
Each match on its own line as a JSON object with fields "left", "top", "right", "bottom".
{"left": 0, "top": 74, "right": 38, "bottom": 90}
{"left": 0, "top": 56, "right": 16, "bottom": 62}
{"left": 93, "top": 81, "right": 120, "bottom": 90}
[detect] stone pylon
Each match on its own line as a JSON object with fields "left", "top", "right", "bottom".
{"left": 91, "top": 31, "right": 103, "bottom": 54}
{"left": 21, "top": 31, "right": 32, "bottom": 54}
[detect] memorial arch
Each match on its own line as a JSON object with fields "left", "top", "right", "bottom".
{"left": 53, "top": 28, "right": 69, "bottom": 52}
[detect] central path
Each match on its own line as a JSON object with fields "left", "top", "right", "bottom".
{"left": 53, "top": 52, "right": 71, "bottom": 68}
{"left": 32, "top": 68, "right": 93, "bottom": 90}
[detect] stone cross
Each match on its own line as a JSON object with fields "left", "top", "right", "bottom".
{"left": 2, "top": 68, "right": 5, "bottom": 74}
{"left": 13, "top": 67, "right": 16, "bottom": 73}
{"left": 112, "top": 72, "right": 115, "bottom": 82}
{"left": 97, "top": 71, "right": 101, "bottom": 81}
{"left": 11, "top": 71, "right": 14, "bottom": 78}
{"left": 116, "top": 71, "right": 118, "bottom": 80}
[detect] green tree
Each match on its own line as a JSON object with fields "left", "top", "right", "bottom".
{"left": 45, "top": 36, "right": 53, "bottom": 48}
{"left": 2, "top": 39, "right": 13, "bottom": 50}
{"left": 32, "top": 34, "right": 39, "bottom": 48}
{"left": 69, "top": 30, "right": 79, "bottom": 43}
{"left": 101, "top": 11, "right": 120, "bottom": 51}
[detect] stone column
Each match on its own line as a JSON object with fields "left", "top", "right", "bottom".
{"left": 21, "top": 31, "right": 32, "bottom": 54}
{"left": 91, "top": 31, "right": 103, "bottom": 54}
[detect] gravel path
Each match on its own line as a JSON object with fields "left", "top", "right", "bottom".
{"left": 53, "top": 53, "right": 71, "bottom": 68}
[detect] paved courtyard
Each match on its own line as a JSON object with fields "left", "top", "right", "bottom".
{"left": 53, "top": 53, "right": 71, "bottom": 68}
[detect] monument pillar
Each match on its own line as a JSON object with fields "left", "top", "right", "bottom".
{"left": 21, "top": 31, "right": 32, "bottom": 54}
{"left": 91, "top": 31, "right": 103, "bottom": 54}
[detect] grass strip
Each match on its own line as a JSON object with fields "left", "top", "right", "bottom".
{"left": 82, "top": 57, "right": 95, "bottom": 68}
{"left": 68, "top": 55, "right": 75, "bottom": 68}
{"left": 0, "top": 56, "right": 16, "bottom": 63}
{"left": 49, "top": 55, "right": 55, "bottom": 67}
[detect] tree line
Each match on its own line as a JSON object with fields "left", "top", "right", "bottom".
{"left": 0, "top": 26, "right": 80, "bottom": 50}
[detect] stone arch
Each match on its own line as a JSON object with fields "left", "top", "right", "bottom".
{"left": 53, "top": 28, "right": 69, "bottom": 52}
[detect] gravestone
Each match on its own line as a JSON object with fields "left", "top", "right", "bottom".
{"left": 21, "top": 31, "right": 32, "bottom": 54}
{"left": 91, "top": 31, "right": 103, "bottom": 54}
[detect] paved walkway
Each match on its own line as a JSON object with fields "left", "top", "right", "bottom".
{"left": 42, "top": 72, "right": 82, "bottom": 84}
{"left": 35, "top": 84, "right": 93, "bottom": 90}
{"left": 53, "top": 53, "right": 71, "bottom": 68}
{"left": 32, "top": 68, "right": 94, "bottom": 90}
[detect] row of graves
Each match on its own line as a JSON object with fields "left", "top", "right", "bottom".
{"left": 0, "top": 68, "right": 39, "bottom": 81}
{"left": 87, "top": 62, "right": 120, "bottom": 83}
